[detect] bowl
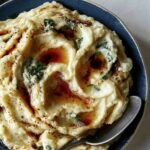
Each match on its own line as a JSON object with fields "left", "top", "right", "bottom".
{"left": 0, "top": 0, "right": 148, "bottom": 149}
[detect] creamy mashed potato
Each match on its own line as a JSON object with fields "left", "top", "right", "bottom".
{"left": 0, "top": 1, "right": 133, "bottom": 150}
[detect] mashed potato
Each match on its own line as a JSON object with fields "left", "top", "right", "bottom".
{"left": 0, "top": 1, "right": 132, "bottom": 150}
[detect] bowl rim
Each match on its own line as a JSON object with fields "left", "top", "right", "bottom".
{"left": 0, "top": 0, "right": 149, "bottom": 149}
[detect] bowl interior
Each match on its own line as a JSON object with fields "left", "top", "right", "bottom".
{"left": 0, "top": 0, "right": 148, "bottom": 149}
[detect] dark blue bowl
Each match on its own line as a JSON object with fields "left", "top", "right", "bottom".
{"left": 0, "top": 0, "right": 148, "bottom": 149}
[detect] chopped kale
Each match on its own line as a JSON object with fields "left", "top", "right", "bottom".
{"left": 102, "top": 74, "right": 109, "bottom": 80}
{"left": 58, "top": 20, "right": 77, "bottom": 38}
{"left": 59, "top": 20, "right": 76, "bottom": 32}
{"left": 96, "top": 41, "right": 109, "bottom": 49}
{"left": 44, "top": 19, "right": 56, "bottom": 32}
{"left": 102, "top": 61, "right": 116, "bottom": 80}
{"left": 88, "top": 84, "right": 101, "bottom": 91}
{"left": 65, "top": 20, "right": 76, "bottom": 30}
{"left": 21, "top": 115, "right": 24, "bottom": 119}
{"left": 69, "top": 112, "right": 84, "bottom": 126}
{"left": 46, "top": 145, "right": 52, "bottom": 150}
{"left": 106, "top": 51, "right": 113, "bottom": 62}
{"left": 74, "top": 37, "right": 83, "bottom": 50}
{"left": 23, "top": 57, "right": 46, "bottom": 86}
{"left": 37, "top": 146, "right": 43, "bottom": 150}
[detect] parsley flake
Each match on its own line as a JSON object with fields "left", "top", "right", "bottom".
{"left": 74, "top": 37, "right": 83, "bottom": 50}
{"left": 96, "top": 41, "right": 109, "bottom": 49}
{"left": 44, "top": 19, "right": 55, "bottom": 32}
{"left": 23, "top": 57, "right": 46, "bottom": 87}
{"left": 65, "top": 20, "right": 76, "bottom": 30}
{"left": 46, "top": 145, "right": 52, "bottom": 150}
{"left": 88, "top": 84, "right": 101, "bottom": 91}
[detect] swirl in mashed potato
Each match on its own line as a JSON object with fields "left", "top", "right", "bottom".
{"left": 0, "top": 1, "right": 132, "bottom": 150}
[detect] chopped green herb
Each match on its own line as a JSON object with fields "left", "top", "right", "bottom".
{"left": 23, "top": 57, "right": 46, "bottom": 86}
{"left": 37, "top": 146, "right": 43, "bottom": 150}
{"left": 73, "top": 114, "right": 85, "bottom": 126}
{"left": 94, "top": 51, "right": 103, "bottom": 57}
{"left": 88, "top": 84, "right": 101, "bottom": 91}
{"left": 106, "top": 51, "right": 113, "bottom": 62}
{"left": 8, "top": 34, "right": 13, "bottom": 40}
{"left": 66, "top": 20, "right": 76, "bottom": 30}
{"left": 56, "top": 20, "right": 77, "bottom": 39}
{"left": 46, "top": 145, "right": 52, "bottom": 150}
{"left": 60, "top": 20, "right": 76, "bottom": 31}
{"left": 44, "top": 19, "right": 55, "bottom": 32}
{"left": 102, "top": 61, "right": 116, "bottom": 80}
{"left": 75, "top": 114, "right": 82, "bottom": 122}
{"left": 69, "top": 112, "right": 78, "bottom": 122}
{"left": 74, "top": 37, "right": 83, "bottom": 50}
{"left": 96, "top": 41, "right": 109, "bottom": 49}
{"left": 21, "top": 115, "right": 24, "bottom": 119}
{"left": 68, "top": 112, "right": 84, "bottom": 126}
{"left": 102, "top": 74, "right": 109, "bottom": 80}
